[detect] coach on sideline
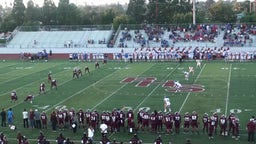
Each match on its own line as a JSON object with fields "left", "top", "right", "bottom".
{"left": 246, "top": 117, "right": 256, "bottom": 142}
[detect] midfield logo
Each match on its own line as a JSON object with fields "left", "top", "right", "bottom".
{"left": 121, "top": 77, "right": 205, "bottom": 93}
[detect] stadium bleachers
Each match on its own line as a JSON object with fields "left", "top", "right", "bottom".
{"left": 1, "top": 24, "right": 256, "bottom": 55}
{"left": 7, "top": 29, "right": 112, "bottom": 49}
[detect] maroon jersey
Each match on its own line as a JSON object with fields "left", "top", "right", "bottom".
{"left": 57, "top": 111, "right": 64, "bottom": 125}
{"left": 39, "top": 83, "right": 46, "bottom": 94}
{"left": 11, "top": 91, "right": 18, "bottom": 101}
{"left": 77, "top": 109, "right": 85, "bottom": 123}
{"left": 191, "top": 112, "right": 199, "bottom": 128}
{"left": 41, "top": 112, "right": 47, "bottom": 125}
{"left": 25, "top": 95, "right": 33, "bottom": 102}
{"left": 184, "top": 113, "right": 191, "bottom": 128}
{"left": 85, "top": 110, "right": 91, "bottom": 124}
{"left": 48, "top": 73, "right": 52, "bottom": 83}
{"left": 51, "top": 79, "right": 57, "bottom": 89}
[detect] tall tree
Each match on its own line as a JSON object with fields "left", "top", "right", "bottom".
{"left": 208, "top": 0, "right": 236, "bottom": 23}
{"left": 57, "top": 0, "right": 79, "bottom": 25}
{"left": 12, "top": 0, "right": 25, "bottom": 26}
{"left": 42, "top": 0, "right": 57, "bottom": 25}
{"left": 24, "top": 0, "right": 41, "bottom": 26}
{"left": 126, "top": 0, "right": 146, "bottom": 24}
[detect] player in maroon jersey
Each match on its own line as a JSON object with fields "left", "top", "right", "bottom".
{"left": 68, "top": 108, "right": 76, "bottom": 128}
{"left": 129, "top": 133, "right": 142, "bottom": 144}
{"left": 57, "top": 110, "right": 64, "bottom": 130}
{"left": 110, "top": 112, "right": 118, "bottom": 133}
{"left": 141, "top": 111, "right": 150, "bottom": 131}
{"left": 40, "top": 111, "right": 47, "bottom": 129}
{"left": 228, "top": 113, "right": 235, "bottom": 135}
{"left": 39, "top": 82, "right": 46, "bottom": 94}
{"left": 85, "top": 66, "right": 90, "bottom": 74}
{"left": 48, "top": 71, "right": 52, "bottom": 83}
{"left": 51, "top": 79, "right": 57, "bottom": 90}
{"left": 150, "top": 112, "right": 157, "bottom": 133}
{"left": 24, "top": 94, "right": 34, "bottom": 103}
{"left": 163, "top": 112, "right": 173, "bottom": 134}
{"left": 174, "top": 112, "right": 181, "bottom": 134}
{"left": 191, "top": 111, "right": 199, "bottom": 134}
{"left": 183, "top": 112, "right": 191, "bottom": 133}
{"left": 219, "top": 114, "right": 228, "bottom": 136}
{"left": 127, "top": 110, "right": 134, "bottom": 130}
{"left": 85, "top": 109, "right": 91, "bottom": 126}
{"left": 77, "top": 108, "right": 85, "bottom": 128}
{"left": 156, "top": 111, "right": 164, "bottom": 132}
{"left": 232, "top": 117, "right": 240, "bottom": 140}
{"left": 202, "top": 113, "right": 209, "bottom": 133}
{"left": 10, "top": 90, "right": 18, "bottom": 102}
{"left": 213, "top": 112, "right": 219, "bottom": 134}
{"left": 208, "top": 115, "right": 216, "bottom": 139}
{"left": 118, "top": 110, "right": 126, "bottom": 132}
{"left": 137, "top": 109, "right": 144, "bottom": 130}
{"left": 37, "top": 131, "right": 45, "bottom": 144}
{"left": 90, "top": 112, "right": 98, "bottom": 129}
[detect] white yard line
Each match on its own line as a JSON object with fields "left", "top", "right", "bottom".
{"left": 178, "top": 64, "right": 206, "bottom": 113}
{"left": 225, "top": 64, "right": 232, "bottom": 116}
{"left": 134, "top": 64, "right": 180, "bottom": 111}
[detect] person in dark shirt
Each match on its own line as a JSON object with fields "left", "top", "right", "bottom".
{"left": 56, "top": 133, "right": 66, "bottom": 144}
{"left": 154, "top": 135, "right": 162, "bottom": 144}
{"left": 0, "top": 108, "right": 6, "bottom": 127}
{"left": 129, "top": 133, "right": 142, "bottom": 144}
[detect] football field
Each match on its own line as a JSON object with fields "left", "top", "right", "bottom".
{"left": 0, "top": 59, "right": 255, "bottom": 144}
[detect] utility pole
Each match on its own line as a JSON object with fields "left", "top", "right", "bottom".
{"left": 192, "top": 0, "right": 196, "bottom": 25}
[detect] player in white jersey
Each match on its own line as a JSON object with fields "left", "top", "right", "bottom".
{"left": 174, "top": 81, "right": 182, "bottom": 92}
{"left": 163, "top": 96, "right": 171, "bottom": 112}
{"left": 188, "top": 66, "right": 194, "bottom": 75}
{"left": 184, "top": 71, "right": 189, "bottom": 81}
{"left": 196, "top": 59, "right": 202, "bottom": 69}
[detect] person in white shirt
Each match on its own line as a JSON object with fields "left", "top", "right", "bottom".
{"left": 163, "top": 96, "right": 171, "bottom": 112}
{"left": 87, "top": 126, "right": 94, "bottom": 143}
{"left": 100, "top": 122, "right": 108, "bottom": 136}
{"left": 22, "top": 109, "right": 28, "bottom": 128}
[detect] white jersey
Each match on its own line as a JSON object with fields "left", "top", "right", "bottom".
{"left": 164, "top": 97, "right": 171, "bottom": 106}
{"left": 174, "top": 81, "right": 182, "bottom": 88}
{"left": 196, "top": 59, "right": 201, "bottom": 67}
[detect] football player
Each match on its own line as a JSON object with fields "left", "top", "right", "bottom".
{"left": 24, "top": 94, "right": 34, "bottom": 103}
{"left": 85, "top": 66, "right": 90, "bottom": 74}
{"left": 95, "top": 61, "right": 99, "bottom": 69}
{"left": 184, "top": 71, "right": 189, "bottom": 81}
{"left": 174, "top": 81, "right": 182, "bottom": 92}
{"left": 51, "top": 79, "right": 57, "bottom": 90}
{"left": 39, "top": 82, "right": 46, "bottom": 94}
{"left": 163, "top": 96, "right": 171, "bottom": 113}
{"left": 10, "top": 90, "right": 18, "bottom": 102}
{"left": 189, "top": 66, "right": 194, "bottom": 75}
{"left": 196, "top": 59, "right": 202, "bottom": 69}
{"left": 48, "top": 71, "right": 52, "bottom": 83}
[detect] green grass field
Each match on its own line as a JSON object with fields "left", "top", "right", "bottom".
{"left": 0, "top": 60, "right": 255, "bottom": 144}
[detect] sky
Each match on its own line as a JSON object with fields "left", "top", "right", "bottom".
{"left": 0, "top": 0, "right": 130, "bottom": 7}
